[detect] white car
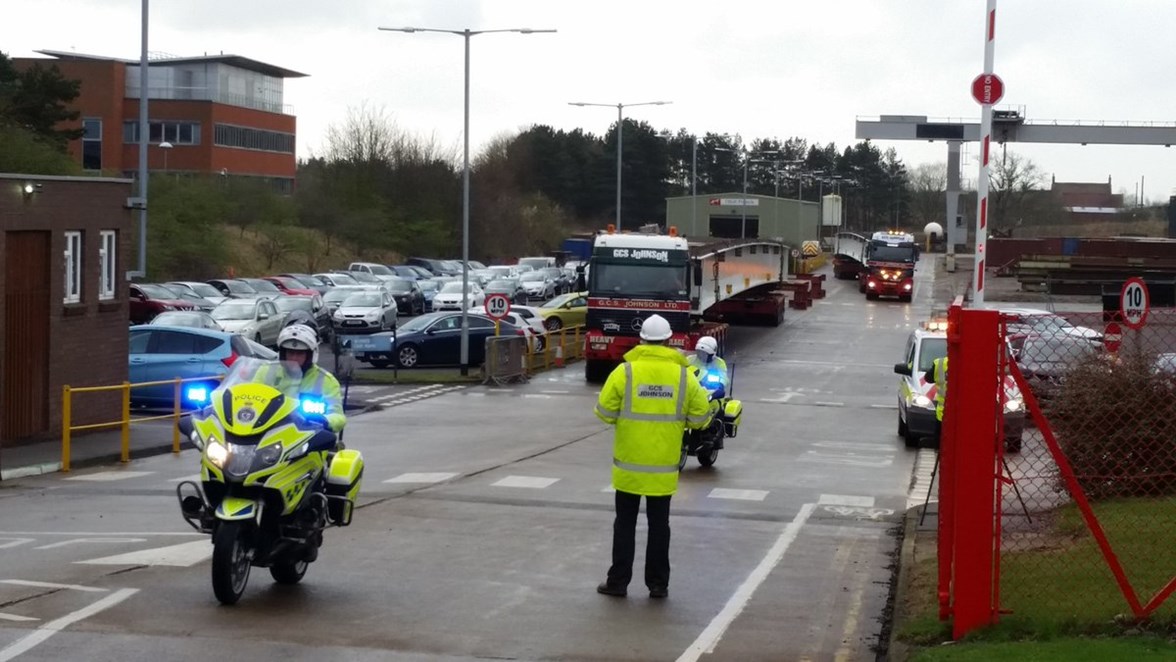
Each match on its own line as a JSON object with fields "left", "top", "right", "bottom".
{"left": 470, "top": 304, "right": 549, "bottom": 351}
{"left": 333, "top": 290, "right": 398, "bottom": 333}
{"left": 433, "top": 282, "right": 485, "bottom": 311}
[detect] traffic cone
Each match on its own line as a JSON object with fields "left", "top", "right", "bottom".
{"left": 554, "top": 344, "right": 565, "bottom": 368}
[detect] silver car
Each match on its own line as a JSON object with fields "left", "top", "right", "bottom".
{"left": 210, "top": 299, "right": 286, "bottom": 347}
{"left": 149, "top": 310, "right": 223, "bottom": 331}
{"left": 333, "top": 290, "right": 398, "bottom": 333}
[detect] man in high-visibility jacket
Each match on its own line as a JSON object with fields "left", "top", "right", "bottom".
{"left": 926, "top": 355, "right": 948, "bottom": 444}
{"left": 594, "top": 314, "right": 714, "bottom": 599}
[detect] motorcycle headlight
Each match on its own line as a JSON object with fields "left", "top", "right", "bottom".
{"left": 205, "top": 439, "right": 228, "bottom": 468}
{"left": 254, "top": 444, "right": 283, "bottom": 469}
{"left": 1004, "top": 398, "right": 1023, "bottom": 413}
{"left": 913, "top": 395, "right": 933, "bottom": 408}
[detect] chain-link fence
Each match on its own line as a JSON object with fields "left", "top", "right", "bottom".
{"left": 997, "top": 309, "right": 1176, "bottom": 628}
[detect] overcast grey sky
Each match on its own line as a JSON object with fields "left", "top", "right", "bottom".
{"left": 7, "top": 0, "right": 1175, "bottom": 203}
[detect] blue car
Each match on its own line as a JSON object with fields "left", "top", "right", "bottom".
{"left": 360, "top": 311, "right": 520, "bottom": 369}
{"left": 128, "top": 325, "right": 276, "bottom": 407}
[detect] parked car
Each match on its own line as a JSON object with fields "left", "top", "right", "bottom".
{"left": 519, "top": 271, "right": 556, "bottom": 301}
{"left": 540, "top": 267, "right": 574, "bottom": 294}
{"left": 166, "top": 281, "right": 230, "bottom": 305}
{"left": 263, "top": 275, "right": 318, "bottom": 296}
{"left": 210, "top": 298, "right": 286, "bottom": 347}
{"left": 432, "top": 281, "right": 485, "bottom": 311}
{"left": 518, "top": 256, "right": 556, "bottom": 271}
{"left": 129, "top": 283, "right": 198, "bottom": 324}
{"left": 149, "top": 310, "right": 223, "bottom": 331}
{"left": 384, "top": 277, "right": 426, "bottom": 316}
{"left": 384, "top": 312, "right": 520, "bottom": 369}
{"left": 484, "top": 278, "right": 528, "bottom": 305}
{"left": 128, "top": 326, "right": 275, "bottom": 407}
{"left": 272, "top": 294, "right": 332, "bottom": 342}
{"left": 417, "top": 279, "right": 443, "bottom": 311}
{"left": 207, "top": 278, "right": 260, "bottom": 299}
{"left": 537, "top": 292, "right": 589, "bottom": 331}
{"left": 159, "top": 283, "right": 217, "bottom": 312}
{"left": 505, "top": 305, "right": 551, "bottom": 338}
{"left": 333, "top": 290, "right": 398, "bottom": 333}
{"left": 1001, "top": 308, "right": 1102, "bottom": 342}
{"left": 313, "top": 272, "right": 362, "bottom": 288}
{"left": 407, "top": 257, "right": 460, "bottom": 276}
{"left": 348, "top": 262, "right": 401, "bottom": 282}
{"left": 238, "top": 277, "right": 283, "bottom": 299}
{"left": 322, "top": 287, "right": 362, "bottom": 314}
{"left": 469, "top": 304, "right": 548, "bottom": 351}
{"left": 278, "top": 273, "right": 330, "bottom": 295}
{"left": 1016, "top": 334, "right": 1102, "bottom": 401}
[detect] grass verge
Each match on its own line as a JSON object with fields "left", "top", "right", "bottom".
{"left": 349, "top": 369, "right": 482, "bottom": 385}
{"left": 897, "top": 498, "right": 1176, "bottom": 658}
{"left": 910, "top": 636, "right": 1176, "bottom": 661}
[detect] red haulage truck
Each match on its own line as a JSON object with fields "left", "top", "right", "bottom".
{"left": 860, "top": 231, "right": 919, "bottom": 302}
{"left": 582, "top": 229, "right": 790, "bottom": 383}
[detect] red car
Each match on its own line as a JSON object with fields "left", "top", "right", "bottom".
{"left": 263, "top": 276, "right": 318, "bottom": 296}
{"left": 130, "top": 283, "right": 198, "bottom": 324}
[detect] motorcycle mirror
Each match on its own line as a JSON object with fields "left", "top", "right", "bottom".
{"left": 894, "top": 363, "right": 913, "bottom": 376}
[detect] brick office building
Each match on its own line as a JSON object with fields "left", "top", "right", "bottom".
{"left": 0, "top": 174, "right": 131, "bottom": 451}
{"left": 13, "top": 50, "right": 307, "bottom": 193}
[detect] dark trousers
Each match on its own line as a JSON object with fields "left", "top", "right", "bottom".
{"left": 607, "top": 490, "right": 671, "bottom": 590}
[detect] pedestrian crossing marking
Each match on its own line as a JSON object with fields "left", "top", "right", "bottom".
{"left": 708, "top": 488, "right": 769, "bottom": 502}
{"left": 383, "top": 472, "right": 459, "bottom": 484}
{"left": 65, "top": 471, "right": 155, "bottom": 482}
{"left": 491, "top": 476, "right": 559, "bottom": 489}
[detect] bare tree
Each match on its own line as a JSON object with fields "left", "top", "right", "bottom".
{"left": 908, "top": 162, "right": 947, "bottom": 230}
{"left": 990, "top": 150, "right": 1049, "bottom": 234}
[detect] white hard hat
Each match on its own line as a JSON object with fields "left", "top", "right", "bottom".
{"left": 640, "top": 314, "right": 673, "bottom": 342}
{"left": 278, "top": 324, "right": 320, "bottom": 366}
{"left": 696, "top": 336, "right": 718, "bottom": 357}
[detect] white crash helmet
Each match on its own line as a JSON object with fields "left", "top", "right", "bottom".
{"left": 639, "top": 314, "right": 673, "bottom": 342}
{"left": 695, "top": 336, "right": 718, "bottom": 358}
{"left": 277, "top": 324, "right": 319, "bottom": 369}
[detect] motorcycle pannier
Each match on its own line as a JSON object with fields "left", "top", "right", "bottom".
{"left": 325, "top": 449, "right": 364, "bottom": 526}
{"left": 722, "top": 399, "right": 742, "bottom": 437}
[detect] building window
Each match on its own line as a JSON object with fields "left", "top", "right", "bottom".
{"left": 64, "top": 231, "right": 82, "bottom": 304}
{"left": 99, "top": 230, "right": 117, "bottom": 300}
{"left": 82, "top": 118, "right": 102, "bottom": 170}
{"left": 123, "top": 121, "right": 201, "bottom": 145}
{"left": 213, "top": 123, "right": 295, "bottom": 154}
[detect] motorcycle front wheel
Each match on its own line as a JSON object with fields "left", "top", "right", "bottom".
{"left": 679, "top": 444, "right": 689, "bottom": 471}
{"left": 270, "top": 557, "right": 308, "bottom": 585}
{"left": 211, "top": 521, "right": 252, "bottom": 605}
{"left": 697, "top": 447, "right": 719, "bottom": 467}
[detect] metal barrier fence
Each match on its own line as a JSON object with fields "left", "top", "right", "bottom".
{"left": 61, "top": 375, "right": 221, "bottom": 472}
{"left": 938, "top": 302, "right": 1176, "bottom": 638}
{"left": 523, "top": 325, "right": 585, "bottom": 375}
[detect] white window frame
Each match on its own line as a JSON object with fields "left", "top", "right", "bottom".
{"left": 64, "top": 231, "right": 82, "bottom": 304}
{"left": 99, "top": 230, "right": 116, "bottom": 300}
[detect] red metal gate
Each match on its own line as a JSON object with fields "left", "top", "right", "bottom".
{"left": 938, "top": 300, "right": 1176, "bottom": 638}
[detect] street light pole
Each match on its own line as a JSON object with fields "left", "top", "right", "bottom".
{"left": 380, "top": 26, "right": 555, "bottom": 376}
{"left": 134, "top": 0, "right": 149, "bottom": 279}
{"left": 691, "top": 137, "right": 697, "bottom": 236}
{"left": 569, "top": 100, "right": 671, "bottom": 231}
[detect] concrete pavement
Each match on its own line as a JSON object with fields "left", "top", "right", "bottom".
{"left": 0, "top": 261, "right": 935, "bottom": 661}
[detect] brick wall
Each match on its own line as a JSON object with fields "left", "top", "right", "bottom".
{"left": 0, "top": 175, "right": 132, "bottom": 442}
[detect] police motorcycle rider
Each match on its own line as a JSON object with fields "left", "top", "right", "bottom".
{"left": 686, "top": 336, "right": 728, "bottom": 398}
{"left": 270, "top": 324, "right": 347, "bottom": 440}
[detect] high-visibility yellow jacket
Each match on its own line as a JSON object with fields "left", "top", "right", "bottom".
{"left": 594, "top": 344, "right": 714, "bottom": 496}
{"left": 931, "top": 356, "right": 948, "bottom": 422}
{"left": 686, "top": 355, "right": 729, "bottom": 392}
{"left": 260, "top": 363, "right": 347, "bottom": 433}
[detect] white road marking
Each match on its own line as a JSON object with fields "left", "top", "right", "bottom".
{"left": 0, "top": 538, "right": 34, "bottom": 550}
{"left": 677, "top": 503, "right": 816, "bottom": 662}
{"left": 0, "top": 587, "right": 138, "bottom": 662}
{"left": 491, "top": 475, "right": 560, "bottom": 489}
{"left": 708, "top": 488, "right": 769, "bottom": 502}
{"left": 819, "top": 494, "right": 876, "bottom": 508}
{"left": 522, "top": 394, "right": 553, "bottom": 399}
{"left": 64, "top": 471, "right": 155, "bottom": 482}
{"left": 35, "top": 537, "right": 146, "bottom": 550}
{"left": 540, "top": 390, "right": 571, "bottom": 395}
{"left": 0, "top": 579, "right": 106, "bottom": 593}
{"left": 383, "top": 472, "right": 459, "bottom": 484}
{"left": 799, "top": 452, "right": 894, "bottom": 468}
{"left": 601, "top": 486, "right": 615, "bottom": 493}
{"left": 907, "top": 448, "right": 939, "bottom": 509}
{"left": 0, "top": 613, "right": 38, "bottom": 622}
{"left": 869, "top": 404, "right": 898, "bottom": 409}
{"left": 813, "top": 402, "right": 845, "bottom": 407}
{"left": 77, "top": 540, "right": 212, "bottom": 567}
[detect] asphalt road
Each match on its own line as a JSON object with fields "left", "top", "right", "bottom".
{"left": 0, "top": 260, "right": 937, "bottom": 661}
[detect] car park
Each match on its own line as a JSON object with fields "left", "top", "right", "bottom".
{"left": 333, "top": 290, "right": 398, "bottom": 333}
{"left": 432, "top": 281, "right": 485, "bottom": 311}
{"left": 349, "top": 262, "right": 400, "bottom": 281}
{"left": 1001, "top": 307, "right": 1102, "bottom": 342}
{"left": 338, "top": 269, "right": 386, "bottom": 288}
{"left": 540, "top": 267, "right": 574, "bottom": 294}
{"left": 273, "top": 295, "right": 332, "bottom": 342}
{"left": 278, "top": 273, "right": 331, "bottom": 295}
{"left": 385, "top": 277, "right": 426, "bottom": 316}
{"left": 484, "top": 278, "right": 528, "bottom": 305}
{"left": 406, "top": 257, "right": 456, "bottom": 276}
{"left": 159, "top": 283, "right": 217, "bottom": 312}
{"left": 166, "top": 281, "right": 230, "bottom": 306}
{"left": 537, "top": 292, "right": 589, "bottom": 331}
{"left": 519, "top": 272, "right": 556, "bottom": 301}
{"left": 322, "top": 287, "right": 362, "bottom": 315}
{"left": 129, "top": 283, "right": 198, "bottom": 324}
{"left": 314, "top": 272, "right": 361, "bottom": 288}
{"left": 264, "top": 275, "right": 319, "bottom": 296}
{"left": 417, "top": 279, "right": 443, "bottom": 311}
{"left": 149, "top": 310, "right": 223, "bottom": 331}
{"left": 210, "top": 298, "right": 286, "bottom": 346}
{"left": 238, "top": 277, "right": 284, "bottom": 299}
{"left": 207, "top": 278, "right": 260, "bottom": 299}
{"left": 128, "top": 326, "right": 275, "bottom": 407}
{"left": 387, "top": 265, "right": 426, "bottom": 280}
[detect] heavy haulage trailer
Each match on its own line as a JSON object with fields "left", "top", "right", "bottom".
{"left": 583, "top": 228, "right": 791, "bottom": 383}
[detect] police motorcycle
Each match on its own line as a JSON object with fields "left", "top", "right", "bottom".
{"left": 680, "top": 364, "right": 743, "bottom": 469}
{"left": 175, "top": 357, "right": 363, "bottom": 605}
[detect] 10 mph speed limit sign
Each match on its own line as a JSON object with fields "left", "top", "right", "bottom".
{"left": 484, "top": 293, "right": 511, "bottom": 321}
{"left": 1120, "top": 277, "right": 1150, "bottom": 330}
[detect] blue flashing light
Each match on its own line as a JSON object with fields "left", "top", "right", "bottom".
{"left": 186, "top": 386, "right": 209, "bottom": 404}
{"left": 703, "top": 372, "right": 723, "bottom": 385}
{"left": 300, "top": 398, "right": 327, "bottom": 416}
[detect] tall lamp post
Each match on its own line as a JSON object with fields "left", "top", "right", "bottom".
{"left": 380, "top": 25, "right": 556, "bottom": 376}
{"left": 569, "top": 101, "right": 670, "bottom": 231}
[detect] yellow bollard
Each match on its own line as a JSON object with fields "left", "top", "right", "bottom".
{"left": 121, "top": 381, "right": 131, "bottom": 463}
{"left": 62, "top": 385, "right": 72, "bottom": 473}
{"left": 172, "top": 378, "right": 182, "bottom": 454}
